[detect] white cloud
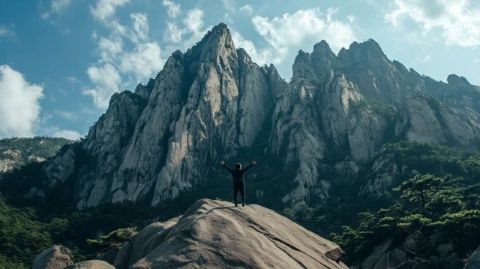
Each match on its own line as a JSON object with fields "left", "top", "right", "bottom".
{"left": 52, "top": 129, "right": 82, "bottom": 140}
{"left": 86, "top": 11, "right": 163, "bottom": 108}
{"left": 0, "top": 65, "right": 44, "bottom": 138}
{"left": 0, "top": 25, "right": 13, "bottom": 37}
{"left": 231, "top": 30, "right": 274, "bottom": 65}
{"left": 85, "top": 64, "right": 121, "bottom": 108}
{"left": 386, "top": 0, "right": 480, "bottom": 47}
{"left": 221, "top": 0, "right": 236, "bottom": 12}
{"left": 184, "top": 9, "right": 204, "bottom": 34}
{"left": 119, "top": 42, "right": 162, "bottom": 79}
{"left": 164, "top": 21, "right": 186, "bottom": 43}
{"left": 90, "top": 0, "right": 130, "bottom": 21}
{"left": 417, "top": 54, "right": 431, "bottom": 63}
{"left": 162, "top": 0, "right": 181, "bottom": 18}
{"left": 55, "top": 110, "right": 77, "bottom": 120}
{"left": 240, "top": 4, "right": 253, "bottom": 15}
{"left": 250, "top": 8, "right": 356, "bottom": 65}
{"left": 130, "top": 13, "right": 149, "bottom": 41}
{"left": 163, "top": 8, "right": 209, "bottom": 50}
{"left": 41, "top": 0, "right": 71, "bottom": 19}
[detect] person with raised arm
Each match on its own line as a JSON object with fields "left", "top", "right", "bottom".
{"left": 220, "top": 160, "right": 257, "bottom": 207}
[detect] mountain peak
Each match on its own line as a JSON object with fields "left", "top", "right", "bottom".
{"left": 447, "top": 74, "right": 471, "bottom": 87}
{"left": 337, "top": 38, "right": 389, "bottom": 68}
{"left": 187, "top": 22, "right": 235, "bottom": 63}
{"left": 312, "top": 40, "right": 335, "bottom": 58}
{"left": 210, "top": 22, "right": 229, "bottom": 34}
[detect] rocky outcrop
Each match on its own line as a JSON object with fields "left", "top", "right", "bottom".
{"left": 33, "top": 199, "right": 345, "bottom": 269}
{"left": 9, "top": 23, "right": 480, "bottom": 209}
{"left": 32, "top": 245, "right": 74, "bottom": 269}
{"left": 65, "top": 260, "right": 115, "bottom": 269}
{"left": 111, "top": 199, "right": 347, "bottom": 269}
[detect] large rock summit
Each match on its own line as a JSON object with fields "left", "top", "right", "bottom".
{"left": 33, "top": 199, "right": 347, "bottom": 269}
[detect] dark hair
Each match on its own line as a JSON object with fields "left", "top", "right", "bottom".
{"left": 234, "top": 163, "right": 242, "bottom": 170}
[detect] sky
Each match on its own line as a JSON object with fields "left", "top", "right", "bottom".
{"left": 1, "top": 0, "right": 479, "bottom": 140}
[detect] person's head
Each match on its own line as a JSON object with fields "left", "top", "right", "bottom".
{"left": 234, "top": 162, "right": 242, "bottom": 170}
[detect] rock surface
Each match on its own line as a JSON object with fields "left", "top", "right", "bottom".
{"left": 65, "top": 260, "right": 115, "bottom": 269}
{"left": 112, "top": 198, "right": 347, "bottom": 269}
{"left": 31, "top": 245, "right": 74, "bottom": 269}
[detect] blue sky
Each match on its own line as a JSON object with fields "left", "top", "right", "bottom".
{"left": 1, "top": 0, "right": 479, "bottom": 140}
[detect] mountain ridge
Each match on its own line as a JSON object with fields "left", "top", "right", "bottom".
{"left": 2, "top": 23, "right": 480, "bottom": 211}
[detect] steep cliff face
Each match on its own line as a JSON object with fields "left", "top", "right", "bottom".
{"left": 269, "top": 39, "right": 480, "bottom": 203}
{"left": 43, "top": 23, "right": 283, "bottom": 208}
{"left": 23, "top": 23, "right": 480, "bottom": 209}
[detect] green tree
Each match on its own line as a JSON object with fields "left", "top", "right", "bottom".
{"left": 394, "top": 174, "right": 443, "bottom": 210}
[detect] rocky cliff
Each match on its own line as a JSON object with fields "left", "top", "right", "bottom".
{"left": 33, "top": 199, "right": 347, "bottom": 269}
{"left": 9, "top": 23, "right": 480, "bottom": 210}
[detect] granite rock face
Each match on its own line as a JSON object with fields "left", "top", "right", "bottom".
{"left": 113, "top": 199, "right": 347, "bottom": 269}
{"left": 31, "top": 245, "right": 74, "bottom": 269}
{"left": 19, "top": 23, "right": 480, "bottom": 208}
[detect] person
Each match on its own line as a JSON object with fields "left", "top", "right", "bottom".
{"left": 220, "top": 160, "right": 256, "bottom": 207}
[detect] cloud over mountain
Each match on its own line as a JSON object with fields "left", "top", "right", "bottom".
{"left": 0, "top": 65, "right": 43, "bottom": 138}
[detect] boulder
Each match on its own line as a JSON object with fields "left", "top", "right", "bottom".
{"left": 31, "top": 245, "right": 73, "bottom": 269}
{"left": 114, "top": 199, "right": 347, "bottom": 269}
{"left": 65, "top": 260, "right": 115, "bottom": 269}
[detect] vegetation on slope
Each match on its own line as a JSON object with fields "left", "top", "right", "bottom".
{"left": 0, "top": 137, "right": 71, "bottom": 173}
{"left": 286, "top": 142, "right": 480, "bottom": 265}
{"left": 1, "top": 141, "right": 479, "bottom": 267}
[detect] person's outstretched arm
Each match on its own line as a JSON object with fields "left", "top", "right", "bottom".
{"left": 220, "top": 160, "right": 234, "bottom": 172}
{"left": 242, "top": 160, "right": 256, "bottom": 172}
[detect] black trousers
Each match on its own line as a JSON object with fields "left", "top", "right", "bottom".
{"left": 233, "top": 181, "right": 245, "bottom": 206}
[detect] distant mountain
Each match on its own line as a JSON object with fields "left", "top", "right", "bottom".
{"left": 32, "top": 199, "right": 347, "bottom": 269}
{"left": 0, "top": 137, "right": 71, "bottom": 174}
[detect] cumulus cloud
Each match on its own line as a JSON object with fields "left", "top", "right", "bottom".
{"left": 0, "top": 65, "right": 44, "bottom": 138}
{"left": 231, "top": 30, "right": 273, "bottom": 65}
{"left": 130, "top": 13, "right": 149, "bottom": 41}
{"left": 0, "top": 25, "right": 14, "bottom": 37}
{"left": 86, "top": 5, "right": 163, "bottom": 108}
{"left": 240, "top": 4, "right": 253, "bottom": 15}
{"left": 163, "top": 8, "right": 209, "bottom": 50}
{"left": 41, "top": 0, "right": 71, "bottom": 19}
{"left": 85, "top": 63, "right": 121, "bottom": 108}
{"left": 52, "top": 129, "right": 82, "bottom": 140}
{"left": 90, "top": 0, "right": 130, "bottom": 21}
{"left": 252, "top": 8, "right": 355, "bottom": 57}
{"left": 221, "top": 0, "right": 236, "bottom": 12}
{"left": 242, "top": 8, "right": 355, "bottom": 71}
{"left": 164, "top": 21, "right": 186, "bottom": 43}
{"left": 184, "top": 9, "right": 204, "bottom": 34}
{"left": 55, "top": 110, "right": 77, "bottom": 120}
{"left": 386, "top": 0, "right": 480, "bottom": 47}
{"left": 162, "top": 0, "right": 181, "bottom": 18}
{"left": 417, "top": 54, "right": 432, "bottom": 63}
